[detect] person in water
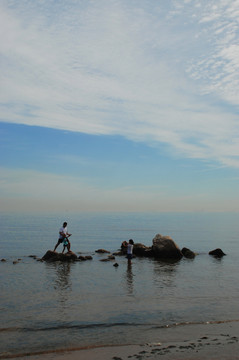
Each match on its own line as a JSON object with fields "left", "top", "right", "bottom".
{"left": 54, "top": 222, "right": 72, "bottom": 252}
{"left": 127, "top": 239, "right": 134, "bottom": 265}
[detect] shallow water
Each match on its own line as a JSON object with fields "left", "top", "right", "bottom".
{"left": 0, "top": 212, "right": 239, "bottom": 356}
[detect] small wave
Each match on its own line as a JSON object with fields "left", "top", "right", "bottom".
{"left": 0, "top": 322, "right": 147, "bottom": 334}
{"left": 152, "top": 318, "right": 239, "bottom": 329}
{"left": 1, "top": 319, "right": 239, "bottom": 334}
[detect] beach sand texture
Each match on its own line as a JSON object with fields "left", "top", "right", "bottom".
{"left": 6, "top": 321, "right": 239, "bottom": 360}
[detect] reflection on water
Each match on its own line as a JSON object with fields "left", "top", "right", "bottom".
{"left": 45, "top": 262, "right": 73, "bottom": 308}
{"left": 126, "top": 263, "right": 134, "bottom": 295}
{"left": 153, "top": 259, "right": 179, "bottom": 288}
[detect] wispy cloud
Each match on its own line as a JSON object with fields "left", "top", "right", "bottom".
{"left": 0, "top": 0, "right": 239, "bottom": 167}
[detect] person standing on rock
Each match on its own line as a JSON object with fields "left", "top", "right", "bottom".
{"left": 127, "top": 239, "right": 134, "bottom": 265}
{"left": 54, "top": 222, "right": 72, "bottom": 252}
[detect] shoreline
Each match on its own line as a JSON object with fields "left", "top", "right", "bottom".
{"left": 2, "top": 320, "right": 239, "bottom": 360}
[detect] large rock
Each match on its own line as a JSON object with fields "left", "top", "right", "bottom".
{"left": 42, "top": 250, "right": 78, "bottom": 262}
{"left": 152, "top": 234, "right": 183, "bottom": 260}
{"left": 133, "top": 243, "right": 154, "bottom": 257}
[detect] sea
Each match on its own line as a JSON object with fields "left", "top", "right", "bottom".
{"left": 0, "top": 211, "right": 239, "bottom": 357}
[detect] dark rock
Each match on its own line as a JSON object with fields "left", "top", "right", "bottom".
{"left": 42, "top": 250, "right": 78, "bottom": 262}
{"left": 42, "top": 250, "right": 59, "bottom": 261}
{"left": 78, "top": 255, "right": 93, "bottom": 261}
{"left": 1, "top": 259, "right": 6, "bottom": 262}
{"left": 181, "top": 247, "right": 196, "bottom": 259}
{"left": 113, "top": 263, "right": 119, "bottom": 267}
{"left": 209, "top": 248, "right": 226, "bottom": 257}
{"left": 100, "top": 254, "right": 115, "bottom": 262}
{"left": 78, "top": 256, "right": 87, "bottom": 261}
{"left": 152, "top": 234, "right": 183, "bottom": 260}
{"left": 95, "top": 249, "right": 110, "bottom": 254}
{"left": 100, "top": 258, "right": 111, "bottom": 262}
{"left": 113, "top": 251, "right": 123, "bottom": 256}
{"left": 13, "top": 261, "right": 19, "bottom": 264}
{"left": 133, "top": 243, "right": 154, "bottom": 257}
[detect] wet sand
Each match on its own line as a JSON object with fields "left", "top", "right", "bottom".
{"left": 2, "top": 320, "right": 239, "bottom": 360}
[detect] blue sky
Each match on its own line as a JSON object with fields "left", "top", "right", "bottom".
{"left": 0, "top": 0, "right": 239, "bottom": 213}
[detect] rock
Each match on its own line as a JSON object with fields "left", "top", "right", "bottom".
{"left": 113, "top": 251, "right": 123, "bottom": 256}
{"left": 78, "top": 255, "right": 93, "bottom": 261}
{"left": 42, "top": 250, "right": 59, "bottom": 261}
{"left": 1, "top": 259, "right": 6, "bottom": 262}
{"left": 152, "top": 234, "right": 183, "bottom": 260}
{"left": 95, "top": 249, "right": 110, "bottom": 254}
{"left": 113, "top": 263, "right": 119, "bottom": 267}
{"left": 100, "top": 254, "right": 115, "bottom": 262}
{"left": 209, "top": 248, "right": 226, "bottom": 258}
{"left": 42, "top": 250, "right": 78, "bottom": 262}
{"left": 133, "top": 243, "right": 153, "bottom": 257}
{"left": 13, "top": 261, "right": 19, "bottom": 264}
{"left": 100, "top": 258, "right": 111, "bottom": 262}
{"left": 78, "top": 256, "right": 87, "bottom": 261}
{"left": 181, "top": 247, "right": 196, "bottom": 259}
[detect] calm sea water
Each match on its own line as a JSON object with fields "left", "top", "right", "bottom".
{"left": 0, "top": 212, "right": 239, "bottom": 357}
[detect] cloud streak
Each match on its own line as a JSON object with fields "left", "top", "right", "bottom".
{"left": 0, "top": 0, "right": 239, "bottom": 167}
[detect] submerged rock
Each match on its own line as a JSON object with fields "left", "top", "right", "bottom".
{"left": 78, "top": 255, "right": 93, "bottom": 261}
{"left": 100, "top": 254, "right": 115, "bottom": 262}
{"left": 209, "top": 248, "right": 226, "bottom": 258}
{"left": 95, "top": 249, "right": 110, "bottom": 254}
{"left": 152, "top": 234, "right": 183, "bottom": 260}
{"left": 181, "top": 247, "right": 196, "bottom": 259}
{"left": 42, "top": 250, "right": 78, "bottom": 262}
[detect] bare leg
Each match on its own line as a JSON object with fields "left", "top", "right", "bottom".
{"left": 54, "top": 240, "right": 61, "bottom": 252}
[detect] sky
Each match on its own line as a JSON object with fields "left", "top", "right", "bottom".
{"left": 0, "top": 0, "right": 239, "bottom": 213}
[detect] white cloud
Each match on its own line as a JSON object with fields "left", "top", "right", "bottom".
{"left": 0, "top": 0, "right": 239, "bottom": 167}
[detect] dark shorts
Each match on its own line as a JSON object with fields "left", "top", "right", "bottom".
{"left": 58, "top": 238, "right": 64, "bottom": 244}
{"left": 127, "top": 254, "right": 133, "bottom": 259}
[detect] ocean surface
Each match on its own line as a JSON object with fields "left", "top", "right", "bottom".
{"left": 0, "top": 211, "right": 239, "bottom": 357}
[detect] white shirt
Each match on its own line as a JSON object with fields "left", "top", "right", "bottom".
{"left": 59, "top": 226, "right": 67, "bottom": 239}
{"left": 127, "top": 243, "right": 133, "bottom": 255}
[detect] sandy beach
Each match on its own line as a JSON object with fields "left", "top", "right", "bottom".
{"left": 2, "top": 320, "right": 238, "bottom": 360}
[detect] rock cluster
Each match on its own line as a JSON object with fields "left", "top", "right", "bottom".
{"left": 37, "top": 234, "right": 226, "bottom": 263}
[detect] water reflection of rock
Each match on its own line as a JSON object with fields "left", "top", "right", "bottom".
{"left": 153, "top": 259, "right": 179, "bottom": 287}
{"left": 46, "top": 262, "right": 73, "bottom": 308}
{"left": 54, "top": 262, "right": 72, "bottom": 291}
